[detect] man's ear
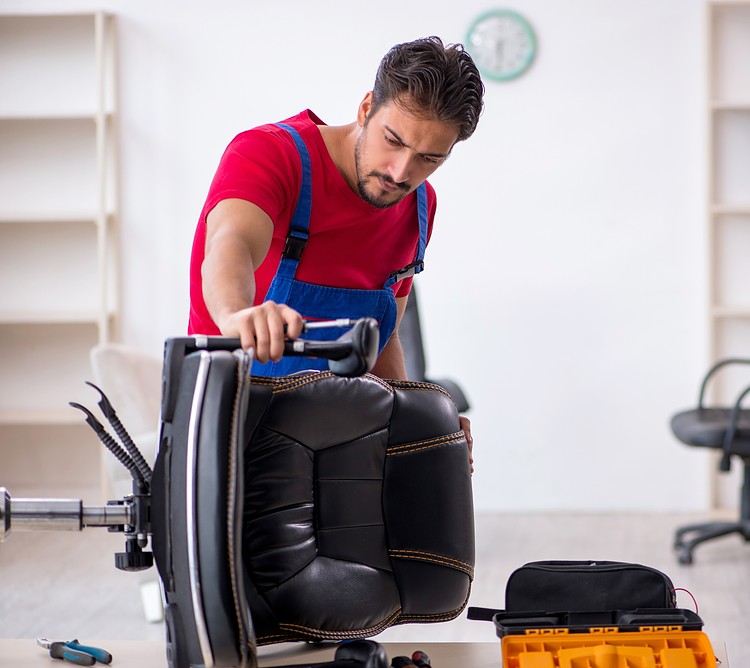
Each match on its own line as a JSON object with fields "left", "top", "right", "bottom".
{"left": 357, "top": 91, "right": 374, "bottom": 127}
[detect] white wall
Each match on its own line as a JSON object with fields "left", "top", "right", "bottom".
{"left": 4, "top": 0, "right": 710, "bottom": 512}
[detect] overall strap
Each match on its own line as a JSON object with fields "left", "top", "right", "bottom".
{"left": 275, "top": 123, "right": 312, "bottom": 280}
{"left": 385, "top": 182, "right": 429, "bottom": 288}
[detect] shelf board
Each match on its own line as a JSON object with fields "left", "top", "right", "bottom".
{"left": 711, "top": 101, "right": 750, "bottom": 111}
{"left": 709, "top": 0, "right": 750, "bottom": 7}
{"left": 0, "top": 212, "right": 106, "bottom": 225}
{"left": 0, "top": 408, "right": 83, "bottom": 426}
{"left": 711, "top": 306, "right": 750, "bottom": 318}
{"left": 0, "top": 310, "right": 104, "bottom": 325}
{"left": 0, "top": 112, "right": 111, "bottom": 122}
{"left": 0, "top": 11, "right": 111, "bottom": 19}
{"left": 710, "top": 204, "right": 750, "bottom": 216}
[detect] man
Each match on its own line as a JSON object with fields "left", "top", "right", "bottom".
{"left": 189, "top": 36, "right": 484, "bottom": 465}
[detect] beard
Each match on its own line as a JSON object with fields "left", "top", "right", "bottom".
{"left": 354, "top": 134, "right": 410, "bottom": 209}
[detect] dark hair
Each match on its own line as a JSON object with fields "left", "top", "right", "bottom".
{"left": 371, "top": 36, "right": 485, "bottom": 143}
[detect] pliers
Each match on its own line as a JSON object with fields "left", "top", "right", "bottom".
{"left": 37, "top": 638, "right": 112, "bottom": 666}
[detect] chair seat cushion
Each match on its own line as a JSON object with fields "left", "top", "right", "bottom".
{"left": 671, "top": 408, "right": 750, "bottom": 455}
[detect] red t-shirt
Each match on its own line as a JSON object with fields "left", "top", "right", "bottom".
{"left": 188, "top": 110, "right": 436, "bottom": 335}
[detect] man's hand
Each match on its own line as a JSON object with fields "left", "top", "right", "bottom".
{"left": 217, "top": 301, "right": 304, "bottom": 364}
{"left": 459, "top": 415, "right": 473, "bottom": 474}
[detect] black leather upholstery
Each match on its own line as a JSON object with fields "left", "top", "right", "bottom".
{"left": 242, "top": 372, "right": 474, "bottom": 644}
{"left": 152, "top": 339, "right": 474, "bottom": 667}
{"left": 153, "top": 348, "right": 254, "bottom": 668}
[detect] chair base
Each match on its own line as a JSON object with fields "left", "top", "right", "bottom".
{"left": 673, "top": 457, "right": 750, "bottom": 565}
{"left": 673, "top": 520, "right": 750, "bottom": 565}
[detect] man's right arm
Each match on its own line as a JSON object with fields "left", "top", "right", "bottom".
{"left": 202, "top": 197, "right": 304, "bottom": 362}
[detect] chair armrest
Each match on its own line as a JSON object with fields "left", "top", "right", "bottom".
{"left": 698, "top": 358, "right": 750, "bottom": 409}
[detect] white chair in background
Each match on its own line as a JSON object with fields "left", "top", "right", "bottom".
{"left": 89, "top": 342, "right": 164, "bottom": 622}
{"left": 89, "top": 343, "right": 162, "bottom": 500}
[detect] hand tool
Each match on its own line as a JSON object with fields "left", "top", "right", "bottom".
{"left": 37, "top": 638, "right": 112, "bottom": 665}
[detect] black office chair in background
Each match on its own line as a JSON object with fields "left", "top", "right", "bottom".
{"left": 671, "top": 358, "right": 750, "bottom": 564}
{"left": 399, "top": 287, "right": 470, "bottom": 413}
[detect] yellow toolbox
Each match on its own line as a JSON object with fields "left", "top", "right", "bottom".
{"left": 494, "top": 610, "right": 717, "bottom": 668}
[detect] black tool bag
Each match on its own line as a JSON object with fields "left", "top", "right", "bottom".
{"left": 151, "top": 337, "right": 474, "bottom": 668}
{"left": 468, "top": 560, "right": 676, "bottom": 623}
{"left": 505, "top": 560, "right": 677, "bottom": 611}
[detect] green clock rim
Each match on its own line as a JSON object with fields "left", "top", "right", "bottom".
{"left": 466, "top": 8, "right": 537, "bottom": 82}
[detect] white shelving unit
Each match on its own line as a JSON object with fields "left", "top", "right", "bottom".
{"left": 0, "top": 13, "right": 118, "bottom": 495}
{"left": 706, "top": 1, "right": 750, "bottom": 507}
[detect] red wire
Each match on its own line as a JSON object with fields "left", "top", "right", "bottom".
{"left": 672, "top": 587, "right": 699, "bottom": 615}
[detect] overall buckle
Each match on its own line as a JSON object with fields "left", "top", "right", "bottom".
{"left": 282, "top": 227, "right": 308, "bottom": 261}
{"left": 389, "top": 260, "right": 424, "bottom": 282}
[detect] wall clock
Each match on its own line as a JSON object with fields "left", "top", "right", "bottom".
{"left": 466, "top": 9, "right": 537, "bottom": 82}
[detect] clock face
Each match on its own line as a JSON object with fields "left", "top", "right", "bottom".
{"left": 467, "top": 9, "right": 537, "bottom": 81}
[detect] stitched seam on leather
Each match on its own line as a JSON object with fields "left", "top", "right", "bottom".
{"left": 227, "top": 353, "right": 246, "bottom": 657}
{"left": 278, "top": 607, "right": 401, "bottom": 638}
{"left": 387, "top": 431, "right": 465, "bottom": 455}
{"left": 270, "top": 371, "right": 395, "bottom": 395}
{"left": 271, "top": 371, "right": 336, "bottom": 394}
{"left": 389, "top": 548, "right": 474, "bottom": 574}
{"left": 386, "top": 379, "right": 451, "bottom": 398}
{"left": 249, "top": 376, "right": 276, "bottom": 387}
{"left": 389, "top": 549, "right": 474, "bottom": 578}
{"left": 363, "top": 372, "right": 396, "bottom": 393}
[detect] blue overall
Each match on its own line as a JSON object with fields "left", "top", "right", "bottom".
{"left": 251, "top": 123, "right": 429, "bottom": 377}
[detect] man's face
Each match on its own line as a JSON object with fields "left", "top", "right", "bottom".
{"left": 354, "top": 94, "right": 459, "bottom": 209}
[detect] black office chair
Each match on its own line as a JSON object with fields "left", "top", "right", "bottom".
{"left": 152, "top": 324, "right": 474, "bottom": 667}
{"left": 671, "top": 358, "right": 750, "bottom": 564}
{"left": 1, "top": 319, "right": 475, "bottom": 668}
{"left": 399, "top": 287, "right": 470, "bottom": 413}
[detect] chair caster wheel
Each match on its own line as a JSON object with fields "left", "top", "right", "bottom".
{"left": 675, "top": 545, "right": 693, "bottom": 565}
